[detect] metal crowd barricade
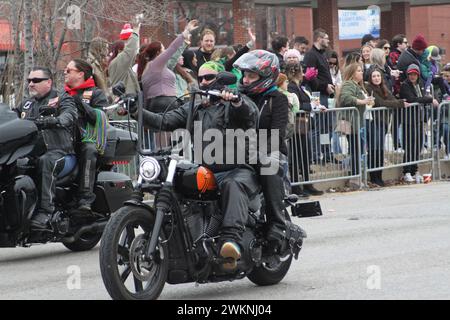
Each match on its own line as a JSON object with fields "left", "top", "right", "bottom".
{"left": 288, "top": 107, "right": 361, "bottom": 187}
{"left": 437, "top": 101, "right": 450, "bottom": 179}
{"left": 363, "top": 103, "right": 434, "bottom": 185}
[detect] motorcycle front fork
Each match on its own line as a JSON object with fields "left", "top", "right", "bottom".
{"left": 145, "top": 186, "right": 173, "bottom": 259}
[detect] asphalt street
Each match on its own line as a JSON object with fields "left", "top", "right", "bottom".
{"left": 1, "top": 182, "right": 449, "bottom": 300}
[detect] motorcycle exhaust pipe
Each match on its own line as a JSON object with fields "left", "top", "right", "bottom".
{"left": 62, "top": 220, "right": 107, "bottom": 243}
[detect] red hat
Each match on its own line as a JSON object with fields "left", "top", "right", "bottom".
{"left": 407, "top": 64, "right": 420, "bottom": 75}
{"left": 120, "top": 23, "right": 133, "bottom": 40}
{"left": 412, "top": 35, "right": 428, "bottom": 51}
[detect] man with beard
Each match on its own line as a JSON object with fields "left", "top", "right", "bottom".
{"left": 15, "top": 67, "right": 77, "bottom": 229}
{"left": 303, "top": 28, "right": 335, "bottom": 163}
{"left": 195, "top": 28, "right": 216, "bottom": 73}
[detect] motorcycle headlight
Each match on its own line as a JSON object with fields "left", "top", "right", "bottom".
{"left": 139, "top": 157, "right": 161, "bottom": 182}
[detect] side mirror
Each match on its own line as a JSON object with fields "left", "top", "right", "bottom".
{"left": 216, "top": 71, "right": 237, "bottom": 86}
{"left": 112, "top": 81, "right": 126, "bottom": 97}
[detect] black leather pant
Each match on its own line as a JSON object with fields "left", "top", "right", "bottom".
{"left": 78, "top": 143, "right": 98, "bottom": 206}
{"left": 214, "top": 167, "right": 259, "bottom": 244}
{"left": 259, "top": 164, "right": 287, "bottom": 242}
{"left": 37, "top": 150, "right": 66, "bottom": 213}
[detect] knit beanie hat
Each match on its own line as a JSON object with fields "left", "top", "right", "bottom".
{"left": 412, "top": 35, "right": 428, "bottom": 51}
{"left": 428, "top": 45, "right": 441, "bottom": 61}
{"left": 407, "top": 64, "right": 420, "bottom": 75}
{"left": 199, "top": 61, "right": 225, "bottom": 73}
{"left": 120, "top": 23, "right": 133, "bottom": 41}
{"left": 283, "top": 49, "right": 301, "bottom": 62}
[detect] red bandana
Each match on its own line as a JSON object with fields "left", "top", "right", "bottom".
{"left": 65, "top": 78, "right": 96, "bottom": 96}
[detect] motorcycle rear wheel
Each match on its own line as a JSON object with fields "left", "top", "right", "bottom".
{"left": 99, "top": 206, "right": 169, "bottom": 300}
{"left": 62, "top": 232, "right": 102, "bottom": 252}
{"left": 247, "top": 214, "right": 294, "bottom": 286}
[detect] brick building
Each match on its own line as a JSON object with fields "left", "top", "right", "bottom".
{"left": 141, "top": 0, "right": 450, "bottom": 64}
{"left": 2, "top": 1, "right": 450, "bottom": 71}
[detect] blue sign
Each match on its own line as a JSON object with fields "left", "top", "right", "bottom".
{"left": 338, "top": 9, "right": 380, "bottom": 40}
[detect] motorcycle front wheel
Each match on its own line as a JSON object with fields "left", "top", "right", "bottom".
{"left": 99, "top": 206, "right": 169, "bottom": 300}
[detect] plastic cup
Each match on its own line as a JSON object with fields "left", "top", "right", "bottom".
{"left": 423, "top": 173, "right": 432, "bottom": 184}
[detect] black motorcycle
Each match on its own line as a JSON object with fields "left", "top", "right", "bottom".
{"left": 99, "top": 72, "right": 307, "bottom": 300}
{"left": 0, "top": 103, "right": 136, "bottom": 251}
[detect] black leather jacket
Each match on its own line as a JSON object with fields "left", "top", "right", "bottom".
{"left": 16, "top": 89, "right": 78, "bottom": 154}
{"left": 140, "top": 95, "right": 258, "bottom": 173}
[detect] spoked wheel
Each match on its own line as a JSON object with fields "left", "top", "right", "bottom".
{"left": 99, "top": 206, "right": 168, "bottom": 300}
{"left": 247, "top": 214, "right": 294, "bottom": 286}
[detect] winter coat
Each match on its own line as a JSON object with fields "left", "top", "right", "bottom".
{"left": 253, "top": 89, "right": 289, "bottom": 156}
{"left": 140, "top": 96, "right": 258, "bottom": 173}
{"left": 16, "top": 89, "right": 78, "bottom": 154}
{"left": 108, "top": 33, "right": 140, "bottom": 95}
{"left": 303, "top": 45, "right": 333, "bottom": 95}
{"left": 338, "top": 80, "right": 368, "bottom": 132}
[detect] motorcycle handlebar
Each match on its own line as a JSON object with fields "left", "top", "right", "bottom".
{"left": 103, "top": 96, "right": 137, "bottom": 111}
{"left": 195, "top": 89, "right": 240, "bottom": 101}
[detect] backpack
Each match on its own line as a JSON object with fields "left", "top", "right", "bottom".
{"left": 268, "top": 97, "right": 295, "bottom": 140}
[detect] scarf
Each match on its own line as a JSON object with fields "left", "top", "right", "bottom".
{"left": 65, "top": 78, "right": 96, "bottom": 97}
{"left": 80, "top": 109, "right": 108, "bottom": 155}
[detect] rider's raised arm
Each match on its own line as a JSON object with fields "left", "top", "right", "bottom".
{"left": 140, "top": 102, "right": 189, "bottom": 131}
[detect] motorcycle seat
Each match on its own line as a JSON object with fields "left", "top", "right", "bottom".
{"left": 56, "top": 154, "right": 79, "bottom": 187}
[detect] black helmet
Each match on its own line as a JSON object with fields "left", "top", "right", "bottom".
{"left": 233, "top": 50, "right": 280, "bottom": 96}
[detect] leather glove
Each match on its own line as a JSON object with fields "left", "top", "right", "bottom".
{"left": 124, "top": 95, "right": 137, "bottom": 114}
{"left": 116, "top": 95, "right": 138, "bottom": 116}
{"left": 304, "top": 67, "right": 318, "bottom": 81}
{"left": 35, "top": 116, "right": 59, "bottom": 129}
{"left": 73, "top": 94, "right": 97, "bottom": 124}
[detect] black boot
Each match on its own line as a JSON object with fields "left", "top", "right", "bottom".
{"left": 303, "top": 184, "right": 324, "bottom": 196}
{"left": 370, "top": 171, "right": 385, "bottom": 187}
{"left": 78, "top": 144, "right": 97, "bottom": 213}
{"left": 291, "top": 185, "right": 310, "bottom": 199}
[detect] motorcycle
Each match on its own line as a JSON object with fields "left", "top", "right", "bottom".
{"left": 0, "top": 101, "right": 136, "bottom": 251}
{"left": 99, "top": 72, "right": 307, "bottom": 300}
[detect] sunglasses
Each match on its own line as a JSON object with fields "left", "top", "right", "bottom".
{"left": 383, "top": 46, "right": 391, "bottom": 50}
{"left": 27, "top": 78, "right": 49, "bottom": 84}
{"left": 198, "top": 74, "right": 216, "bottom": 82}
{"left": 65, "top": 67, "right": 80, "bottom": 73}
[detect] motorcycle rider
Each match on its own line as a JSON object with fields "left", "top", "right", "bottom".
{"left": 125, "top": 61, "right": 259, "bottom": 270}
{"left": 233, "top": 50, "right": 289, "bottom": 251}
{"left": 15, "top": 67, "right": 78, "bottom": 229}
{"left": 64, "top": 59, "right": 109, "bottom": 213}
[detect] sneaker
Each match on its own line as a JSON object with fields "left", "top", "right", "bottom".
{"left": 444, "top": 154, "right": 450, "bottom": 160}
{"left": 219, "top": 241, "right": 241, "bottom": 270}
{"left": 403, "top": 172, "right": 414, "bottom": 183}
{"left": 395, "top": 148, "right": 405, "bottom": 154}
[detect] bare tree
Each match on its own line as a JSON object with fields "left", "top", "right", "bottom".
{"left": 0, "top": 0, "right": 172, "bottom": 105}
